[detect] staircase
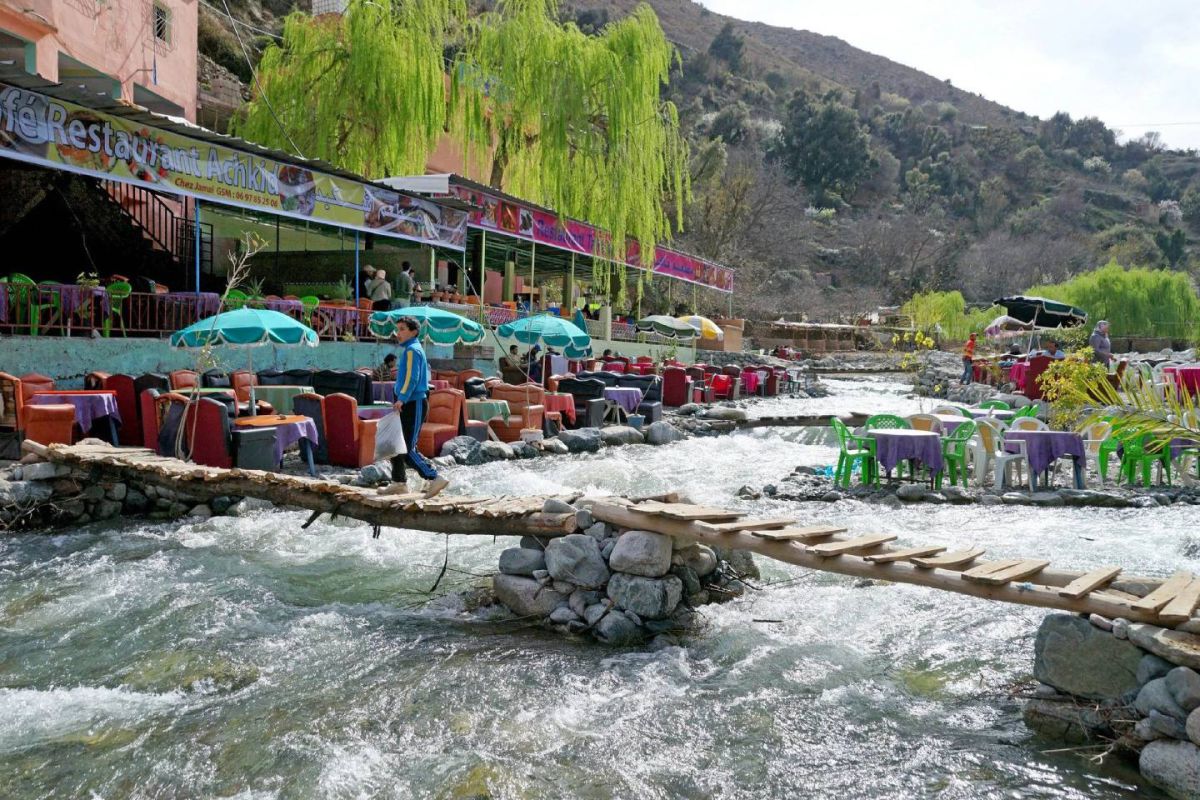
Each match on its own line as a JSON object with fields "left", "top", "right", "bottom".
{"left": 101, "top": 180, "right": 212, "bottom": 281}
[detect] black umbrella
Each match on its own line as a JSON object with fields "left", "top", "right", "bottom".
{"left": 993, "top": 295, "right": 1087, "bottom": 328}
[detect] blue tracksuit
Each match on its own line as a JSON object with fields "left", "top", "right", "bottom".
{"left": 393, "top": 338, "right": 437, "bottom": 480}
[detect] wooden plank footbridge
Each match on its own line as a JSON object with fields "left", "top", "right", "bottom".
{"left": 32, "top": 441, "right": 1199, "bottom": 629}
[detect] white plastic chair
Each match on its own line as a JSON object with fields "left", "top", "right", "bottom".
{"left": 1081, "top": 420, "right": 1113, "bottom": 481}
{"left": 1010, "top": 416, "right": 1049, "bottom": 431}
{"left": 931, "top": 405, "right": 967, "bottom": 417}
{"left": 976, "top": 417, "right": 1030, "bottom": 490}
{"left": 907, "top": 413, "right": 944, "bottom": 433}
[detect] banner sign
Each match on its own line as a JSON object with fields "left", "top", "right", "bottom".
{"left": 452, "top": 185, "right": 734, "bottom": 293}
{"left": 0, "top": 82, "right": 468, "bottom": 250}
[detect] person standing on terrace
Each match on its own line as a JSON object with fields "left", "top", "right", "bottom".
{"left": 1090, "top": 320, "right": 1113, "bottom": 367}
{"left": 961, "top": 332, "right": 977, "bottom": 384}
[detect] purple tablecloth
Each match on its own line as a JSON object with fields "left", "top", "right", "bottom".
{"left": 931, "top": 414, "right": 968, "bottom": 434}
{"left": 867, "top": 429, "right": 944, "bottom": 474}
{"left": 373, "top": 382, "right": 396, "bottom": 403}
{"left": 52, "top": 285, "right": 110, "bottom": 318}
{"left": 261, "top": 418, "right": 320, "bottom": 466}
{"left": 1005, "top": 430, "right": 1085, "bottom": 474}
{"left": 604, "top": 386, "right": 643, "bottom": 414}
{"left": 314, "top": 305, "right": 361, "bottom": 335}
{"left": 30, "top": 392, "right": 120, "bottom": 433}
{"left": 266, "top": 298, "right": 304, "bottom": 315}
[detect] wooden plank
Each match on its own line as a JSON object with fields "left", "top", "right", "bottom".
{"left": 963, "top": 559, "right": 1050, "bottom": 586}
{"left": 863, "top": 546, "right": 947, "bottom": 564}
{"left": 637, "top": 501, "right": 741, "bottom": 522}
{"left": 1132, "top": 570, "right": 1194, "bottom": 613}
{"left": 961, "top": 559, "right": 1025, "bottom": 580}
{"left": 1057, "top": 566, "right": 1122, "bottom": 599}
{"left": 809, "top": 533, "right": 897, "bottom": 557}
{"left": 695, "top": 517, "right": 796, "bottom": 534}
{"left": 752, "top": 525, "right": 847, "bottom": 542}
{"left": 912, "top": 547, "right": 985, "bottom": 569}
{"left": 1159, "top": 579, "right": 1200, "bottom": 625}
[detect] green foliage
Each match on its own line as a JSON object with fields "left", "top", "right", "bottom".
{"left": 451, "top": 0, "right": 688, "bottom": 306}
{"left": 900, "top": 290, "right": 998, "bottom": 341}
{"left": 1037, "top": 348, "right": 1109, "bottom": 429}
{"left": 1182, "top": 188, "right": 1200, "bottom": 229}
{"left": 235, "top": 0, "right": 462, "bottom": 176}
{"left": 1155, "top": 229, "right": 1187, "bottom": 267}
{"left": 775, "top": 90, "right": 873, "bottom": 204}
{"left": 708, "top": 22, "right": 745, "bottom": 72}
{"left": 1028, "top": 260, "right": 1200, "bottom": 341}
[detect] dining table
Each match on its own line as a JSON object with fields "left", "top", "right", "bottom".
{"left": 866, "top": 428, "right": 944, "bottom": 481}
{"left": 372, "top": 382, "right": 396, "bottom": 403}
{"left": 249, "top": 385, "right": 311, "bottom": 416}
{"left": 603, "top": 387, "right": 643, "bottom": 415}
{"left": 1008, "top": 361, "right": 1030, "bottom": 393}
{"left": 29, "top": 390, "right": 121, "bottom": 443}
{"left": 542, "top": 392, "right": 577, "bottom": 425}
{"left": 931, "top": 413, "right": 970, "bottom": 434}
{"left": 1005, "top": 430, "right": 1086, "bottom": 489}
{"left": 233, "top": 414, "right": 319, "bottom": 475}
{"left": 465, "top": 398, "right": 510, "bottom": 423}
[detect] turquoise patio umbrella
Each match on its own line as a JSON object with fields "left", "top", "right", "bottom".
{"left": 368, "top": 306, "right": 485, "bottom": 345}
{"left": 170, "top": 307, "right": 319, "bottom": 348}
{"left": 497, "top": 314, "right": 592, "bottom": 359}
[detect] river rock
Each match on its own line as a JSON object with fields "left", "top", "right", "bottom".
{"left": 492, "top": 574, "right": 567, "bottom": 617}
{"left": 1113, "top": 618, "right": 1131, "bottom": 640}
{"left": 552, "top": 580, "right": 575, "bottom": 595}
{"left": 600, "top": 426, "right": 644, "bottom": 446}
{"left": 358, "top": 462, "right": 391, "bottom": 484}
{"left": 1188, "top": 707, "right": 1200, "bottom": 745}
{"left": 699, "top": 406, "right": 747, "bottom": 422}
{"left": 18, "top": 462, "right": 59, "bottom": 482}
{"left": 575, "top": 508, "right": 594, "bottom": 530}
{"left": 897, "top": 484, "right": 925, "bottom": 501}
{"left": 557, "top": 428, "right": 602, "bottom": 453}
{"left": 441, "top": 436, "right": 483, "bottom": 465}
{"left": 583, "top": 603, "right": 609, "bottom": 626}
{"left": 1033, "top": 614, "right": 1142, "bottom": 701}
{"left": 1137, "top": 717, "right": 1167, "bottom": 742}
{"left": 123, "top": 488, "right": 150, "bottom": 513}
{"left": 0, "top": 480, "right": 53, "bottom": 505}
{"left": 480, "top": 440, "right": 515, "bottom": 460}
{"left": 1137, "top": 678, "right": 1189, "bottom": 721}
{"left": 676, "top": 403, "right": 700, "bottom": 416}
{"left": 1149, "top": 710, "right": 1189, "bottom": 740}
{"left": 608, "top": 530, "right": 672, "bottom": 577}
{"left": 1030, "top": 492, "right": 1066, "bottom": 507}
{"left": 542, "top": 498, "right": 576, "bottom": 514}
{"left": 645, "top": 421, "right": 685, "bottom": 445}
{"left": 672, "top": 543, "right": 718, "bottom": 577}
{"left": 540, "top": 438, "right": 569, "bottom": 455}
{"left": 569, "top": 589, "right": 600, "bottom": 618}
{"left": 519, "top": 536, "right": 547, "bottom": 550}
{"left": 1130, "top": 624, "right": 1200, "bottom": 670}
{"left": 95, "top": 499, "right": 123, "bottom": 519}
{"left": 510, "top": 441, "right": 538, "bottom": 459}
{"left": 1022, "top": 698, "right": 1113, "bottom": 743}
{"left": 671, "top": 564, "right": 702, "bottom": 597}
{"left": 715, "top": 546, "right": 760, "bottom": 580}
{"left": 1168, "top": 667, "right": 1200, "bottom": 712}
{"left": 606, "top": 573, "right": 683, "bottom": 619}
{"left": 600, "top": 539, "right": 615, "bottom": 560}
{"left": 544, "top": 534, "right": 610, "bottom": 587}
{"left": 594, "top": 609, "right": 643, "bottom": 646}
{"left": 1141, "top": 740, "right": 1200, "bottom": 800}
{"left": 584, "top": 522, "right": 610, "bottom": 541}
{"left": 498, "top": 547, "right": 545, "bottom": 576}
{"left": 105, "top": 483, "right": 128, "bottom": 502}
{"left": 1143, "top": 654, "right": 1179, "bottom": 686}
{"left": 210, "top": 495, "right": 234, "bottom": 515}
{"left": 548, "top": 606, "right": 579, "bottom": 625}
{"left": 186, "top": 504, "right": 212, "bottom": 519}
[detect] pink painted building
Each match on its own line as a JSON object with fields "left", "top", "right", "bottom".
{"left": 0, "top": 0, "right": 197, "bottom": 121}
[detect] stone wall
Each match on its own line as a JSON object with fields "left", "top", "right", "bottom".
{"left": 1028, "top": 613, "right": 1200, "bottom": 799}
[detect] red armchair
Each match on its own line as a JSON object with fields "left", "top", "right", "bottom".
{"left": 140, "top": 388, "right": 161, "bottom": 448}
{"left": 231, "top": 370, "right": 257, "bottom": 403}
{"left": 488, "top": 383, "right": 545, "bottom": 443}
{"left": 325, "top": 393, "right": 379, "bottom": 467}
{"left": 661, "top": 367, "right": 693, "bottom": 407}
{"left": 418, "top": 388, "right": 465, "bottom": 457}
{"left": 24, "top": 404, "right": 75, "bottom": 445}
{"left": 185, "top": 397, "right": 234, "bottom": 468}
{"left": 101, "top": 374, "right": 141, "bottom": 446}
{"left": 169, "top": 369, "right": 199, "bottom": 391}
{"left": 1023, "top": 356, "right": 1054, "bottom": 400}
{"left": 710, "top": 373, "right": 737, "bottom": 401}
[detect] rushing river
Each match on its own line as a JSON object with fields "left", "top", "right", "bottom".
{"left": 1, "top": 376, "right": 1194, "bottom": 799}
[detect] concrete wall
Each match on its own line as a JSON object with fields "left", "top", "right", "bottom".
{"left": 0, "top": 335, "right": 497, "bottom": 389}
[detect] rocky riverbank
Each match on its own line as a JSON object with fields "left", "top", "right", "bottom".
{"left": 1028, "top": 613, "right": 1200, "bottom": 799}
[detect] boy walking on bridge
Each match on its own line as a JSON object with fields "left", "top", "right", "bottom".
{"left": 382, "top": 316, "right": 449, "bottom": 498}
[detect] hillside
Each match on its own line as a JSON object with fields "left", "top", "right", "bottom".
{"left": 203, "top": 0, "right": 1200, "bottom": 321}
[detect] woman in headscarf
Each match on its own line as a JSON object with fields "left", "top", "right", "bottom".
{"left": 1089, "top": 320, "right": 1112, "bottom": 367}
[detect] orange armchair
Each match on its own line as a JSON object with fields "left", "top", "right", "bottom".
{"left": 19, "top": 373, "right": 55, "bottom": 403}
{"left": 102, "top": 374, "right": 141, "bottom": 446}
{"left": 169, "top": 369, "right": 199, "bottom": 391}
{"left": 24, "top": 403, "right": 75, "bottom": 445}
{"left": 325, "top": 393, "right": 379, "bottom": 467}
{"left": 231, "top": 370, "right": 258, "bottom": 403}
{"left": 487, "top": 383, "right": 545, "bottom": 443}
{"left": 418, "top": 388, "right": 464, "bottom": 457}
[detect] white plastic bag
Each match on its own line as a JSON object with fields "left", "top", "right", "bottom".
{"left": 374, "top": 411, "right": 407, "bottom": 461}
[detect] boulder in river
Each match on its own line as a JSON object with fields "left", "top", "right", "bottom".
{"left": 1033, "top": 614, "right": 1142, "bottom": 701}
{"left": 600, "top": 426, "right": 644, "bottom": 446}
{"left": 608, "top": 530, "right": 672, "bottom": 577}
{"left": 557, "top": 428, "right": 603, "bottom": 453}
{"left": 606, "top": 573, "right": 683, "bottom": 620}
{"left": 544, "top": 534, "right": 610, "bottom": 588}
{"left": 1140, "top": 739, "right": 1200, "bottom": 800}
{"left": 593, "top": 610, "right": 643, "bottom": 646}
{"left": 644, "top": 421, "right": 686, "bottom": 445}
{"left": 498, "top": 547, "right": 546, "bottom": 576}
{"left": 493, "top": 574, "right": 567, "bottom": 617}
{"left": 1130, "top": 624, "right": 1200, "bottom": 671}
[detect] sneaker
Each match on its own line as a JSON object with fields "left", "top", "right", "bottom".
{"left": 422, "top": 476, "right": 450, "bottom": 498}
{"left": 377, "top": 481, "right": 411, "bottom": 496}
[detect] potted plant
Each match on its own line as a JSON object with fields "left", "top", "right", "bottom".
{"left": 330, "top": 275, "right": 352, "bottom": 303}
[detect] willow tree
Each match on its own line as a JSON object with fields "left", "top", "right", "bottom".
{"left": 234, "top": 0, "right": 463, "bottom": 176}
{"left": 451, "top": 0, "right": 689, "bottom": 301}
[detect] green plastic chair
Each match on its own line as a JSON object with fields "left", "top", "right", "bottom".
{"left": 225, "top": 289, "right": 249, "bottom": 310}
{"left": 938, "top": 420, "right": 977, "bottom": 488}
{"left": 1119, "top": 435, "right": 1171, "bottom": 487}
{"left": 1013, "top": 405, "right": 1039, "bottom": 419}
{"left": 35, "top": 281, "right": 63, "bottom": 335}
{"left": 978, "top": 400, "right": 1010, "bottom": 411}
{"left": 830, "top": 418, "right": 877, "bottom": 487}
{"left": 864, "top": 414, "right": 910, "bottom": 430}
{"left": 300, "top": 295, "right": 320, "bottom": 327}
{"left": 103, "top": 281, "right": 131, "bottom": 337}
{"left": 9, "top": 273, "right": 57, "bottom": 334}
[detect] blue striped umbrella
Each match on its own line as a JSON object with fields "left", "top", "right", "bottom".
{"left": 497, "top": 314, "right": 592, "bottom": 358}
{"left": 169, "top": 308, "right": 318, "bottom": 349}
{"left": 368, "top": 306, "right": 485, "bottom": 345}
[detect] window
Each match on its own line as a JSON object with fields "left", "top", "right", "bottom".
{"left": 153, "top": 3, "right": 171, "bottom": 45}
